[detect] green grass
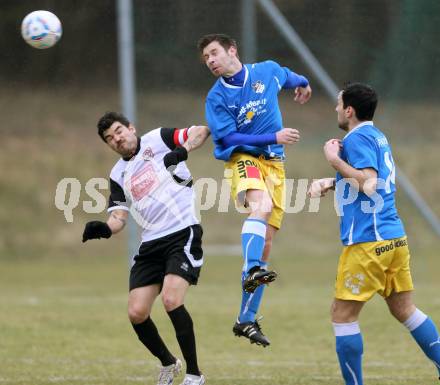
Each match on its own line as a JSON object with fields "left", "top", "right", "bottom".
{"left": 1, "top": 251, "right": 439, "bottom": 385}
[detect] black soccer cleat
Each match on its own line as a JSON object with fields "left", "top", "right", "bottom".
{"left": 243, "top": 267, "right": 278, "bottom": 293}
{"left": 233, "top": 318, "right": 270, "bottom": 347}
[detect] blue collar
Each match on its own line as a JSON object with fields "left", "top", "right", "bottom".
{"left": 222, "top": 65, "right": 246, "bottom": 87}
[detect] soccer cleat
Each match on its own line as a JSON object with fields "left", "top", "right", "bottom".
{"left": 233, "top": 317, "right": 270, "bottom": 347}
{"left": 157, "top": 358, "right": 182, "bottom": 385}
{"left": 243, "top": 267, "right": 277, "bottom": 293}
{"left": 179, "top": 374, "right": 206, "bottom": 385}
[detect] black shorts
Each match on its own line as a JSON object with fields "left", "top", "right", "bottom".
{"left": 129, "top": 224, "right": 203, "bottom": 291}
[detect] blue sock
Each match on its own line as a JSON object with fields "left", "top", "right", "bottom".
{"left": 239, "top": 263, "right": 267, "bottom": 323}
{"left": 333, "top": 322, "right": 364, "bottom": 385}
{"left": 404, "top": 308, "right": 440, "bottom": 376}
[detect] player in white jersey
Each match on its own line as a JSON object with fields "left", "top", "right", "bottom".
{"left": 82, "top": 112, "right": 210, "bottom": 385}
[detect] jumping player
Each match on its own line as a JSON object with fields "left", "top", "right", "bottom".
{"left": 198, "top": 33, "right": 312, "bottom": 347}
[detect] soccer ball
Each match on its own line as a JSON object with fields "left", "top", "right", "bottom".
{"left": 21, "top": 10, "right": 62, "bottom": 49}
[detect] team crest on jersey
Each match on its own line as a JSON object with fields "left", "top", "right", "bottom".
{"left": 142, "top": 147, "right": 154, "bottom": 161}
{"left": 252, "top": 80, "right": 265, "bottom": 94}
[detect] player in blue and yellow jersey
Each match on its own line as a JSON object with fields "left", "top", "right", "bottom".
{"left": 308, "top": 83, "right": 440, "bottom": 384}
{"left": 197, "top": 33, "right": 312, "bottom": 347}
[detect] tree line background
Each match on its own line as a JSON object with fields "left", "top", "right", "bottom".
{"left": 2, "top": 0, "right": 440, "bottom": 100}
{"left": 1, "top": 0, "right": 439, "bottom": 261}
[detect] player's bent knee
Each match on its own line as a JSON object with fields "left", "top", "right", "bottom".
{"left": 258, "top": 196, "right": 273, "bottom": 217}
{"left": 386, "top": 292, "right": 416, "bottom": 322}
{"left": 331, "top": 300, "right": 363, "bottom": 323}
{"left": 128, "top": 305, "right": 150, "bottom": 324}
{"left": 247, "top": 192, "right": 273, "bottom": 219}
{"left": 162, "top": 293, "right": 183, "bottom": 312}
{"left": 389, "top": 304, "right": 416, "bottom": 323}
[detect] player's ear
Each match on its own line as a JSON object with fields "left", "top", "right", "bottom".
{"left": 229, "top": 45, "right": 237, "bottom": 57}
{"left": 128, "top": 124, "right": 136, "bottom": 134}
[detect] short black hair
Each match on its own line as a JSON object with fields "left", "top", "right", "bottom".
{"left": 341, "top": 83, "right": 378, "bottom": 121}
{"left": 197, "top": 33, "right": 238, "bottom": 55}
{"left": 97, "top": 111, "right": 130, "bottom": 142}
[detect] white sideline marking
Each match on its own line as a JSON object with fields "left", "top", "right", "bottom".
{"left": 204, "top": 244, "right": 241, "bottom": 255}
{"left": 0, "top": 374, "right": 431, "bottom": 383}
{"left": 1, "top": 357, "right": 435, "bottom": 369}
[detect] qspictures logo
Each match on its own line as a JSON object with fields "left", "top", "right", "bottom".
{"left": 54, "top": 174, "right": 395, "bottom": 228}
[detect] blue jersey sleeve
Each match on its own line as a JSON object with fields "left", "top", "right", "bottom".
{"left": 264, "top": 60, "right": 308, "bottom": 89}
{"left": 221, "top": 132, "right": 277, "bottom": 147}
{"left": 344, "top": 133, "right": 379, "bottom": 172}
{"left": 205, "top": 96, "right": 237, "bottom": 141}
{"left": 264, "top": 60, "right": 288, "bottom": 88}
{"left": 283, "top": 68, "right": 309, "bottom": 89}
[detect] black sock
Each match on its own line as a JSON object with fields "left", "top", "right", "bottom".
{"left": 167, "top": 305, "right": 200, "bottom": 376}
{"left": 132, "top": 317, "right": 175, "bottom": 366}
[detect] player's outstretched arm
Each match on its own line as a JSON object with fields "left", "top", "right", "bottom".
{"left": 276, "top": 128, "right": 301, "bottom": 145}
{"left": 183, "top": 125, "right": 210, "bottom": 153}
{"left": 163, "top": 126, "right": 210, "bottom": 170}
{"left": 323, "top": 139, "right": 377, "bottom": 195}
{"left": 82, "top": 209, "right": 128, "bottom": 243}
{"left": 294, "top": 84, "right": 312, "bottom": 104}
{"left": 307, "top": 178, "right": 336, "bottom": 198}
{"left": 282, "top": 68, "right": 311, "bottom": 104}
{"left": 220, "top": 128, "right": 300, "bottom": 148}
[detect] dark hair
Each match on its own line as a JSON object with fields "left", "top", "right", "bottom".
{"left": 341, "top": 83, "right": 378, "bottom": 121}
{"left": 97, "top": 111, "right": 130, "bottom": 141}
{"left": 197, "top": 33, "right": 238, "bottom": 55}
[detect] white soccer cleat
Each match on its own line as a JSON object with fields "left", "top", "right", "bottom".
{"left": 179, "top": 374, "right": 206, "bottom": 385}
{"left": 157, "top": 358, "right": 182, "bottom": 385}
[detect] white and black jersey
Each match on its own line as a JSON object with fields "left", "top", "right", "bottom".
{"left": 108, "top": 127, "right": 199, "bottom": 243}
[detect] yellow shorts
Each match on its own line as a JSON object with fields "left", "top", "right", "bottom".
{"left": 335, "top": 236, "right": 413, "bottom": 301}
{"left": 225, "top": 153, "right": 285, "bottom": 229}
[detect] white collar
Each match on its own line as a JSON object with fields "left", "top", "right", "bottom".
{"left": 344, "top": 120, "right": 374, "bottom": 139}
{"left": 220, "top": 65, "right": 249, "bottom": 89}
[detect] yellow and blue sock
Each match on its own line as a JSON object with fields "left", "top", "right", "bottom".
{"left": 403, "top": 308, "right": 440, "bottom": 376}
{"left": 333, "top": 321, "right": 364, "bottom": 385}
{"left": 241, "top": 218, "right": 266, "bottom": 273}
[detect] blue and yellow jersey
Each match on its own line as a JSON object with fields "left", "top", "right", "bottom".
{"left": 335, "top": 121, "right": 406, "bottom": 245}
{"left": 205, "top": 60, "right": 304, "bottom": 161}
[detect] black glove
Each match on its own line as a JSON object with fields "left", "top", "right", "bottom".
{"left": 82, "top": 221, "right": 112, "bottom": 243}
{"left": 163, "top": 146, "right": 188, "bottom": 171}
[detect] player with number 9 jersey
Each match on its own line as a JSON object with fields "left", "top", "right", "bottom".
{"left": 335, "top": 121, "right": 405, "bottom": 245}
{"left": 309, "top": 83, "right": 440, "bottom": 385}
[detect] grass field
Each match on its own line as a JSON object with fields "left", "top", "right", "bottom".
{"left": 1, "top": 249, "right": 439, "bottom": 385}
{"left": 1, "top": 89, "right": 439, "bottom": 384}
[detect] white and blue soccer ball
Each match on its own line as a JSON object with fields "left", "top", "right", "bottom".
{"left": 21, "top": 10, "right": 62, "bottom": 49}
